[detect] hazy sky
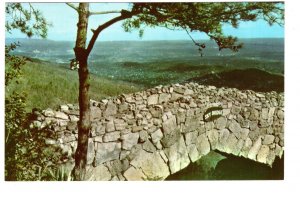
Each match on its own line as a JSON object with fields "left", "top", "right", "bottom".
{"left": 5, "top": 3, "right": 284, "bottom": 41}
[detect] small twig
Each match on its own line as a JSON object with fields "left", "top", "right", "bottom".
{"left": 89, "top": 10, "right": 121, "bottom": 16}
{"left": 66, "top": 3, "right": 78, "bottom": 12}
{"left": 185, "top": 29, "right": 198, "bottom": 45}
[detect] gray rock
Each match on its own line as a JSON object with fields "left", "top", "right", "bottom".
{"left": 94, "top": 136, "right": 103, "bottom": 143}
{"left": 165, "top": 136, "right": 190, "bottom": 174}
{"left": 55, "top": 111, "right": 69, "bottom": 120}
{"left": 118, "top": 103, "right": 129, "bottom": 113}
{"left": 103, "top": 101, "right": 117, "bottom": 117}
{"left": 231, "top": 106, "right": 241, "bottom": 115}
{"left": 69, "top": 115, "right": 79, "bottom": 122}
{"left": 123, "top": 166, "right": 146, "bottom": 181}
{"left": 206, "top": 129, "right": 219, "bottom": 150}
{"left": 90, "top": 106, "right": 102, "bottom": 120}
{"left": 161, "top": 116, "right": 181, "bottom": 147}
{"left": 196, "top": 133, "right": 210, "bottom": 156}
{"left": 86, "top": 165, "right": 112, "bottom": 181}
{"left": 249, "top": 109, "right": 259, "bottom": 121}
{"left": 261, "top": 108, "right": 269, "bottom": 119}
{"left": 45, "top": 139, "right": 56, "bottom": 145}
{"left": 147, "top": 94, "right": 158, "bottom": 105}
{"left": 170, "top": 92, "right": 182, "bottom": 101}
{"left": 266, "top": 150, "right": 276, "bottom": 166}
{"left": 115, "top": 122, "right": 127, "bottom": 131}
{"left": 257, "top": 145, "right": 270, "bottom": 164}
{"left": 240, "top": 137, "right": 252, "bottom": 158}
{"left": 58, "top": 120, "right": 68, "bottom": 127}
{"left": 151, "top": 129, "right": 163, "bottom": 144}
{"left": 205, "top": 122, "right": 214, "bottom": 131}
{"left": 87, "top": 138, "right": 95, "bottom": 165}
{"left": 259, "top": 119, "right": 270, "bottom": 128}
{"left": 106, "top": 121, "right": 115, "bottom": 132}
{"left": 268, "top": 107, "right": 276, "bottom": 121}
{"left": 63, "top": 135, "right": 76, "bottom": 143}
{"left": 185, "top": 116, "right": 200, "bottom": 132}
{"left": 249, "top": 121, "right": 258, "bottom": 131}
{"left": 43, "top": 108, "right": 55, "bottom": 117}
{"left": 139, "top": 130, "right": 149, "bottom": 142}
{"left": 274, "top": 144, "right": 283, "bottom": 158}
{"left": 32, "top": 120, "right": 42, "bottom": 128}
{"left": 143, "top": 140, "right": 156, "bottom": 153}
{"left": 107, "top": 160, "right": 123, "bottom": 176}
{"left": 184, "top": 131, "right": 198, "bottom": 146}
{"left": 95, "top": 142, "right": 121, "bottom": 165}
{"left": 218, "top": 129, "right": 230, "bottom": 151}
{"left": 154, "top": 141, "right": 163, "bottom": 150}
{"left": 184, "top": 89, "right": 194, "bottom": 95}
{"left": 223, "top": 133, "right": 238, "bottom": 154}
{"left": 174, "top": 87, "right": 185, "bottom": 94}
{"left": 222, "top": 108, "right": 231, "bottom": 116}
{"left": 149, "top": 106, "right": 163, "bottom": 118}
{"left": 118, "top": 174, "right": 126, "bottom": 181}
{"left": 277, "top": 110, "right": 284, "bottom": 120}
{"left": 159, "top": 150, "right": 168, "bottom": 163}
{"left": 189, "top": 101, "right": 197, "bottom": 108}
{"left": 159, "top": 93, "right": 170, "bottom": 104}
{"left": 215, "top": 117, "right": 227, "bottom": 130}
{"left": 228, "top": 120, "right": 241, "bottom": 138}
{"left": 120, "top": 150, "right": 130, "bottom": 160}
{"left": 256, "top": 93, "right": 265, "bottom": 98}
{"left": 95, "top": 125, "right": 105, "bottom": 135}
{"left": 103, "top": 131, "right": 120, "bottom": 142}
{"left": 110, "top": 176, "right": 119, "bottom": 181}
{"left": 248, "top": 137, "right": 262, "bottom": 161}
{"left": 67, "top": 122, "right": 77, "bottom": 131}
{"left": 121, "top": 132, "right": 139, "bottom": 150}
{"left": 240, "top": 128, "right": 250, "bottom": 140}
{"left": 60, "top": 105, "right": 69, "bottom": 111}
{"left": 131, "top": 150, "right": 170, "bottom": 180}
{"left": 241, "top": 120, "right": 250, "bottom": 128}
{"left": 187, "top": 144, "right": 201, "bottom": 162}
{"left": 186, "top": 109, "right": 195, "bottom": 117}
{"left": 132, "top": 126, "right": 143, "bottom": 133}
{"left": 263, "top": 135, "right": 275, "bottom": 145}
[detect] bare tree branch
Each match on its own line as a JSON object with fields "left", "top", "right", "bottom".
{"left": 89, "top": 10, "right": 121, "bottom": 16}
{"left": 66, "top": 3, "right": 78, "bottom": 12}
{"left": 86, "top": 10, "right": 140, "bottom": 56}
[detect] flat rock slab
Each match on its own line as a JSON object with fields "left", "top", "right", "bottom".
{"left": 130, "top": 149, "right": 170, "bottom": 180}
{"left": 95, "top": 142, "right": 121, "bottom": 165}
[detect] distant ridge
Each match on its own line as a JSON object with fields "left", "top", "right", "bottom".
{"left": 187, "top": 68, "right": 284, "bottom": 92}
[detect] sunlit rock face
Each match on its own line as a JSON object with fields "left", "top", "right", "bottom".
{"left": 31, "top": 82, "right": 284, "bottom": 181}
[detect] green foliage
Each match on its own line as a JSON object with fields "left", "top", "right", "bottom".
{"left": 124, "top": 2, "right": 284, "bottom": 51}
{"left": 5, "top": 3, "right": 58, "bottom": 181}
{"left": 5, "top": 46, "right": 62, "bottom": 181}
{"left": 5, "top": 42, "right": 26, "bottom": 86}
{"left": 42, "top": 165, "right": 73, "bottom": 181}
{"left": 5, "top": 3, "right": 51, "bottom": 38}
{"left": 8, "top": 60, "right": 141, "bottom": 111}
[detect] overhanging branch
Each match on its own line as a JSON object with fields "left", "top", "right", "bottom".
{"left": 86, "top": 10, "right": 140, "bottom": 56}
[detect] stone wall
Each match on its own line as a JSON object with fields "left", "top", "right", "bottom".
{"left": 31, "top": 82, "right": 284, "bottom": 180}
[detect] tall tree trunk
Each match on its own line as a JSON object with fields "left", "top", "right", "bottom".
{"left": 73, "top": 3, "right": 90, "bottom": 181}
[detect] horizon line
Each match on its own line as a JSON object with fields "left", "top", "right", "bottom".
{"left": 6, "top": 37, "right": 284, "bottom": 42}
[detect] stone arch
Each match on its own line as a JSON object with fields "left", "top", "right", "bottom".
{"left": 32, "top": 83, "right": 284, "bottom": 180}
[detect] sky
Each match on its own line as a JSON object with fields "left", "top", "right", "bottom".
{"left": 5, "top": 2, "right": 284, "bottom": 41}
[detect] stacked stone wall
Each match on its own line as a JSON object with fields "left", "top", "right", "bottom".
{"left": 31, "top": 82, "right": 284, "bottom": 180}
